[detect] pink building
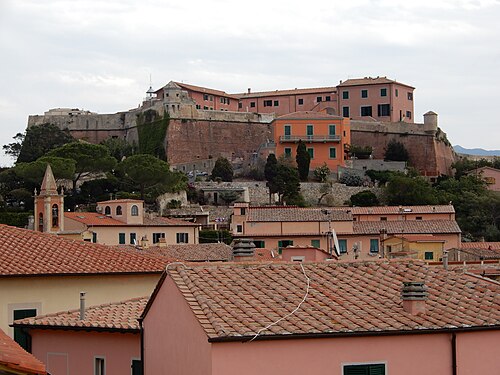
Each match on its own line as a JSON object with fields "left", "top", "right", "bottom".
{"left": 155, "top": 81, "right": 239, "bottom": 111}
{"left": 141, "top": 260, "right": 500, "bottom": 375}
{"left": 338, "top": 77, "right": 415, "bottom": 122}
{"left": 350, "top": 204, "right": 456, "bottom": 221}
{"left": 467, "top": 166, "right": 500, "bottom": 191}
{"left": 13, "top": 297, "right": 146, "bottom": 375}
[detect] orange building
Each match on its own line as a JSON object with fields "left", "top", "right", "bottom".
{"left": 273, "top": 111, "right": 350, "bottom": 171}
{"left": 338, "top": 77, "right": 415, "bottom": 123}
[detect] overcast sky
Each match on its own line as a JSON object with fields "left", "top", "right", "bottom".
{"left": 1, "top": 0, "right": 499, "bottom": 165}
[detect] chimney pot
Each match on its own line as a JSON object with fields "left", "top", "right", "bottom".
{"left": 402, "top": 281, "right": 427, "bottom": 315}
{"left": 232, "top": 238, "right": 255, "bottom": 262}
{"left": 247, "top": 88, "right": 251, "bottom": 94}
{"left": 79, "top": 291, "right": 86, "bottom": 320}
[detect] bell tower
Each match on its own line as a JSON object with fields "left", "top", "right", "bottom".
{"left": 34, "top": 164, "right": 64, "bottom": 233}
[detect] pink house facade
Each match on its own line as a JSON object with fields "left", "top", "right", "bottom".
{"left": 141, "top": 260, "right": 500, "bottom": 375}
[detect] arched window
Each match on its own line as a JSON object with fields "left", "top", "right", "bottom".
{"left": 131, "top": 205, "right": 139, "bottom": 216}
{"left": 104, "top": 206, "right": 111, "bottom": 215}
{"left": 52, "top": 204, "right": 59, "bottom": 227}
{"left": 38, "top": 213, "right": 43, "bottom": 232}
{"left": 116, "top": 205, "right": 122, "bottom": 216}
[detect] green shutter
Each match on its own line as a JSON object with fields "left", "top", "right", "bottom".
{"left": 119, "top": 233, "right": 125, "bottom": 244}
{"left": 344, "top": 364, "right": 385, "bottom": 375}
{"left": 311, "top": 239, "right": 320, "bottom": 248}
{"left": 14, "top": 309, "right": 37, "bottom": 351}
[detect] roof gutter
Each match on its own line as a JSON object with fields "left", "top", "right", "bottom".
{"left": 207, "top": 324, "right": 500, "bottom": 343}
{"left": 10, "top": 323, "right": 140, "bottom": 335}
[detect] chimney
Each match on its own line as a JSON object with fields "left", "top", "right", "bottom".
{"left": 79, "top": 291, "right": 86, "bottom": 320}
{"left": 402, "top": 282, "right": 428, "bottom": 315}
{"left": 158, "top": 237, "right": 167, "bottom": 247}
{"left": 27, "top": 215, "right": 35, "bottom": 230}
{"left": 247, "top": 88, "right": 251, "bottom": 94}
{"left": 442, "top": 250, "right": 449, "bottom": 270}
{"left": 140, "top": 235, "right": 150, "bottom": 249}
{"left": 232, "top": 238, "right": 255, "bottom": 262}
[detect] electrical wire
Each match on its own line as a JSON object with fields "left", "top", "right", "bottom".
{"left": 248, "top": 263, "right": 310, "bottom": 342}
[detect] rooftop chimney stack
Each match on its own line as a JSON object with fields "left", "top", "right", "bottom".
{"left": 402, "top": 281, "right": 428, "bottom": 316}
{"left": 79, "top": 292, "right": 86, "bottom": 320}
{"left": 247, "top": 88, "right": 251, "bottom": 94}
{"left": 232, "top": 238, "right": 255, "bottom": 262}
{"left": 443, "top": 250, "right": 449, "bottom": 270}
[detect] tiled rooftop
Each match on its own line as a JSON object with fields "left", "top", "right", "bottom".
{"left": 353, "top": 220, "right": 461, "bottom": 235}
{"left": 0, "top": 225, "right": 169, "bottom": 276}
{"left": 174, "top": 82, "right": 238, "bottom": 99}
{"left": 338, "top": 77, "right": 414, "bottom": 89}
{"left": 0, "top": 328, "right": 46, "bottom": 374}
{"left": 233, "top": 86, "right": 337, "bottom": 99}
{"left": 140, "top": 243, "right": 232, "bottom": 262}
{"left": 351, "top": 205, "right": 455, "bottom": 215}
{"left": 97, "top": 199, "right": 143, "bottom": 204}
{"left": 14, "top": 297, "right": 147, "bottom": 332}
{"left": 248, "top": 207, "right": 352, "bottom": 222}
{"left": 276, "top": 111, "right": 344, "bottom": 121}
{"left": 461, "top": 242, "right": 500, "bottom": 250}
{"left": 65, "top": 212, "right": 125, "bottom": 226}
{"left": 165, "top": 260, "right": 500, "bottom": 341}
{"left": 143, "top": 216, "right": 200, "bottom": 227}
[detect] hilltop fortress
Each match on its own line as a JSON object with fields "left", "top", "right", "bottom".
{"left": 27, "top": 77, "right": 455, "bottom": 177}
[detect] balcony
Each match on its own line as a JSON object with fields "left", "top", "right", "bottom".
{"left": 279, "top": 135, "right": 341, "bottom": 143}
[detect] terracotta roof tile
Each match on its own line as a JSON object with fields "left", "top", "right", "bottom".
{"left": 0, "top": 225, "right": 169, "bottom": 276}
{"left": 173, "top": 82, "right": 238, "bottom": 99}
{"left": 97, "top": 199, "right": 143, "bottom": 204}
{"left": 13, "top": 297, "right": 147, "bottom": 332}
{"left": 275, "top": 111, "right": 344, "bottom": 120}
{"left": 166, "top": 260, "right": 500, "bottom": 340}
{"left": 143, "top": 217, "right": 200, "bottom": 227}
{"left": 140, "top": 243, "right": 232, "bottom": 262}
{"left": 338, "top": 77, "right": 414, "bottom": 89}
{"left": 461, "top": 242, "right": 500, "bottom": 250}
{"left": 353, "top": 220, "right": 461, "bottom": 235}
{"left": 351, "top": 205, "right": 455, "bottom": 215}
{"left": 248, "top": 207, "right": 352, "bottom": 222}
{"left": 0, "top": 328, "right": 46, "bottom": 374}
{"left": 233, "top": 87, "right": 337, "bottom": 99}
{"left": 65, "top": 212, "right": 125, "bottom": 226}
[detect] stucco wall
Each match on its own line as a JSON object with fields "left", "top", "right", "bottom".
{"left": 31, "top": 330, "right": 139, "bottom": 375}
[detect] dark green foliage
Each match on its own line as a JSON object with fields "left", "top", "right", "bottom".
{"left": 348, "top": 144, "right": 373, "bottom": 159}
{"left": 384, "top": 175, "right": 438, "bottom": 205}
{"left": 199, "top": 229, "right": 233, "bottom": 245}
{"left": 166, "top": 199, "right": 182, "bottom": 209}
{"left": 339, "top": 171, "right": 363, "bottom": 186}
{"left": 100, "top": 137, "right": 135, "bottom": 161}
{"left": 79, "top": 177, "right": 120, "bottom": 203}
{"left": 313, "top": 163, "right": 330, "bottom": 182}
{"left": 211, "top": 157, "right": 233, "bottom": 182}
{"left": 384, "top": 140, "right": 409, "bottom": 162}
{"left": 15, "top": 124, "right": 74, "bottom": 163}
{"left": 365, "top": 170, "right": 404, "bottom": 185}
{"left": 136, "top": 110, "right": 169, "bottom": 159}
{"left": 264, "top": 154, "right": 279, "bottom": 202}
{"left": 0, "top": 211, "right": 32, "bottom": 227}
{"left": 15, "top": 157, "right": 76, "bottom": 185}
{"left": 296, "top": 140, "right": 310, "bottom": 181}
{"left": 274, "top": 163, "right": 303, "bottom": 205}
{"left": 350, "top": 190, "right": 379, "bottom": 206}
{"left": 2, "top": 133, "right": 24, "bottom": 160}
{"left": 219, "top": 190, "right": 241, "bottom": 205}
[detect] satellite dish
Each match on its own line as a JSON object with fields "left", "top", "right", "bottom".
{"left": 332, "top": 228, "right": 341, "bottom": 257}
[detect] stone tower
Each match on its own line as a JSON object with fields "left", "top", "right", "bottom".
{"left": 34, "top": 165, "right": 64, "bottom": 233}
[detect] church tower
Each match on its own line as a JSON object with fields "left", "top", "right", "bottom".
{"left": 34, "top": 164, "right": 64, "bottom": 233}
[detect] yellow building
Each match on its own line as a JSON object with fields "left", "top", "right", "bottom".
{"left": 382, "top": 235, "right": 446, "bottom": 261}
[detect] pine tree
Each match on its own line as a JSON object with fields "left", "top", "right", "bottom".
{"left": 296, "top": 140, "right": 310, "bottom": 181}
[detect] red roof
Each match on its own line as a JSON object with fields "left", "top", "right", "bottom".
{"left": 140, "top": 243, "right": 232, "bottom": 262}
{"left": 353, "top": 220, "right": 461, "bottom": 235}
{"left": 65, "top": 212, "right": 125, "bottom": 226}
{"left": 13, "top": 297, "right": 147, "bottom": 332}
{"left": 0, "top": 225, "right": 169, "bottom": 276}
{"left": 461, "top": 242, "right": 500, "bottom": 250}
{"left": 233, "top": 86, "right": 337, "bottom": 99}
{"left": 338, "top": 77, "right": 414, "bottom": 89}
{"left": 247, "top": 206, "right": 352, "bottom": 222}
{"left": 154, "top": 260, "right": 499, "bottom": 341}
{"left": 351, "top": 205, "right": 455, "bottom": 215}
{"left": 0, "top": 329, "right": 46, "bottom": 374}
{"left": 97, "top": 199, "right": 143, "bottom": 204}
{"left": 173, "top": 82, "right": 238, "bottom": 99}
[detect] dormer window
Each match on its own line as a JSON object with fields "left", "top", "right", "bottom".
{"left": 131, "top": 205, "right": 139, "bottom": 216}
{"left": 52, "top": 204, "right": 59, "bottom": 227}
{"left": 116, "top": 206, "right": 122, "bottom": 216}
{"left": 104, "top": 206, "right": 111, "bottom": 215}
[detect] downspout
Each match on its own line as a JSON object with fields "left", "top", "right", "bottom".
{"left": 139, "top": 318, "right": 145, "bottom": 375}
{"left": 451, "top": 332, "right": 457, "bottom": 375}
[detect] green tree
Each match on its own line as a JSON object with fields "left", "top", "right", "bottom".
{"left": 100, "top": 137, "right": 135, "bottom": 161}
{"left": 384, "top": 139, "right": 409, "bottom": 162}
{"left": 350, "top": 190, "right": 379, "bottom": 206}
{"left": 219, "top": 190, "right": 241, "bottom": 205}
{"left": 384, "top": 175, "right": 438, "bottom": 205}
{"left": 118, "top": 154, "right": 186, "bottom": 200}
{"left": 15, "top": 157, "right": 76, "bottom": 185}
{"left": 15, "top": 124, "right": 74, "bottom": 163}
{"left": 264, "top": 154, "right": 279, "bottom": 203}
{"left": 339, "top": 170, "right": 363, "bottom": 186}
{"left": 211, "top": 157, "right": 233, "bottom": 182}
{"left": 2, "top": 133, "right": 24, "bottom": 160}
{"left": 274, "top": 163, "right": 302, "bottom": 205}
{"left": 48, "top": 141, "right": 117, "bottom": 191}
{"left": 313, "top": 163, "right": 330, "bottom": 182}
{"left": 296, "top": 140, "right": 311, "bottom": 181}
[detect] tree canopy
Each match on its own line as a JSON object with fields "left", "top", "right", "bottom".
{"left": 384, "top": 139, "right": 410, "bottom": 162}
{"left": 384, "top": 175, "right": 438, "bottom": 205}
{"left": 100, "top": 137, "right": 135, "bottom": 161}
{"left": 296, "top": 140, "right": 311, "bottom": 181}
{"left": 14, "top": 156, "right": 76, "bottom": 185}
{"left": 211, "top": 157, "right": 233, "bottom": 182}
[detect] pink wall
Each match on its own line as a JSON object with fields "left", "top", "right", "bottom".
{"left": 353, "top": 212, "right": 455, "bottom": 221}
{"left": 211, "top": 331, "right": 500, "bottom": 375}
{"left": 143, "top": 278, "right": 212, "bottom": 375}
{"left": 31, "top": 330, "right": 139, "bottom": 375}
{"left": 282, "top": 247, "right": 330, "bottom": 261}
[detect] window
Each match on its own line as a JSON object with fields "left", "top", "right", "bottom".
{"left": 94, "top": 357, "right": 105, "bottom": 375}
{"left": 343, "top": 106, "right": 350, "bottom": 118}
{"left": 51, "top": 204, "right": 59, "bottom": 227}
{"left": 344, "top": 363, "right": 385, "bottom": 375}
{"left": 209, "top": 95, "right": 213, "bottom": 101}
{"left": 277, "top": 240, "right": 294, "bottom": 254}
{"left": 378, "top": 104, "right": 390, "bottom": 117}
{"left": 196, "top": 104, "right": 201, "bottom": 109}
{"left": 329, "top": 147, "right": 336, "bottom": 159}
{"left": 325, "top": 96, "right": 331, "bottom": 102}
{"left": 406, "top": 111, "right": 412, "bottom": 119}
{"left": 311, "top": 239, "right": 320, "bottom": 248}
{"left": 370, "top": 239, "right": 379, "bottom": 253}
{"left": 176, "top": 233, "right": 189, "bottom": 243}
{"left": 425, "top": 252, "right": 434, "bottom": 260}
{"left": 416, "top": 216, "right": 423, "bottom": 220}
{"left": 227, "top": 98, "right": 230, "bottom": 104}
{"left": 236, "top": 225, "right": 243, "bottom": 233}
{"left": 306, "top": 124, "right": 314, "bottom": 138}
{"left": 380, "top": 217, "right": 387, "bottom": 221}
{"left": 284, "top": 148, "right": 292, "bottom": 157}
{"left": 253, "top": 240, "right": 265, "bottom": 248}
{"left": 131, "top": 359, "right": 142, "bottom": 375}
{"left": 407, "top": 92, "right": 413, "bottom": 100}
{"left": 291, "top": 256, "right": 305, "bottom": 262}
{"left": 316, "top": 96, "right": 322, "bottom": 102}
{"left": 238, "top": 102, "right": 242, "bottom": 109}
{"left": 130, "top": 233, "right": 137, "bottom": 245}
{"left": 153, "top": 233, "right": 165, "bottom": 244}
{"left": 361, "top": 106, "right": 372, "bottom": 116}
{"left": 14, "top": 309, "right": 37, "bottom": 350}
{"left": 203, "top": 94, "right": 209, "bottom": 101}
{"left": 241, "top": 207, "right": 246, "bottom": 215}
{"left": 119, "top": 233, "right": 125, "bottom": 244}
{"left": 307, "top": 148, "right": 314, "bottom": 159}
{"left": 338, "top": 239, "right": 347, "bottom": 254}
{"left": 92, "top": 232, "right": 97, "bottom": 243}
{"left": 329, "top": 124, "right": 336, "bottom": 137}
{"left": 220, "top": 97, "right": 224, "bottom": 103}
{"left": 284, "top": 125, "right": 291, "bottom": 139}
{"left": 342, "top": 91, "right": 349, "bottom": 99}
{"left": 250, "top": 102, "right": 256, "bottom": 108}
{"left": 395, "top": 89, "right": 399, "bottom": 97}
{"left": 380, "top": 88, "right": 387, "bottom": 97}
{"left": 203, "top": 106, "right": 208, "bottom": 110}
{"left": 116, "top": 206, "right": 122, "bottom": 216}
{"left": 298, "top": 98, "right": 304, "bottom": 105}
{"left": 361, "top": 90, "right": 368, "bottom": 98}
{"left": 263, "top": 100, "right": 272, "bottom": 107}
{"left": 274, "top": 100, "right": 279, "bottom": 106}
{"left": 131, "top": 205, "right": 139, "bottom": 216}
